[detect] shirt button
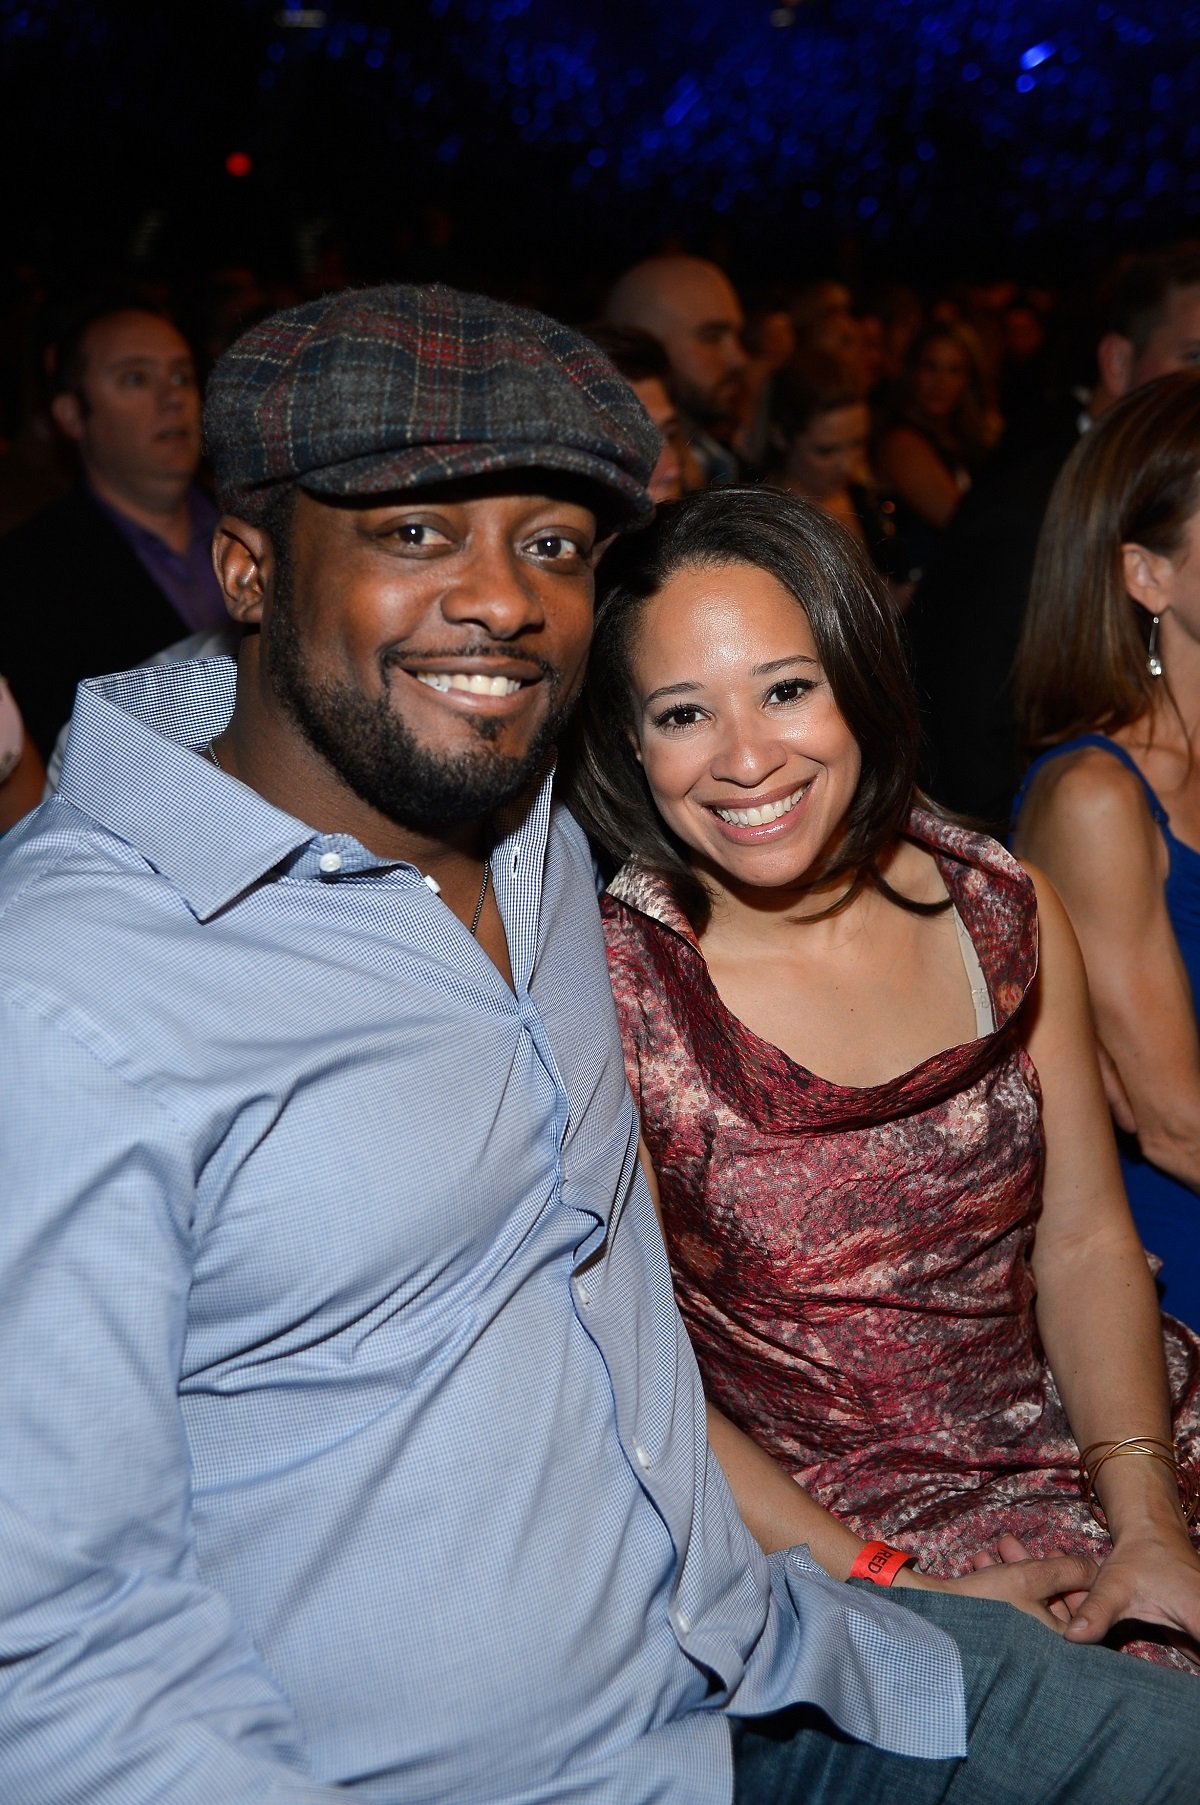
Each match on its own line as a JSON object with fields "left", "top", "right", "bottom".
{"left": 633, "top": 1440, "right": 651, "bottom": 1470}
{"left": 318, "top": 852, "right": 342, "bottom": 875}
{"left": 574, "top": 1279, "right": 590, "bottom": 1307}
{"left": 673, "top": 1606, "right": 692, "bottom": 1636}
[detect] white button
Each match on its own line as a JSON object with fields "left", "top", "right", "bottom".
{"left": 673, "top": 1607, "right": 692, "bottom": 1635}
{"left": 633, "top": 1440, "right": 651, "bottom": 1470}
{"left": 574, "top": 1279, "right": 590, "bottom": 1307}
{"left": 423, "top": 872, "right": 442, "bottom": 895}
{"left": 318, "top": 852, "right": 342, "bottom": 874}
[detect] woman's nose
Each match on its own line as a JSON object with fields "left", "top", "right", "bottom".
{"left": 709, "top": 718, "right": 786, "bottom": 787}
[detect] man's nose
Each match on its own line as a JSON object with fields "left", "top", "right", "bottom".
{"left": 439, "top": 547, "right": 545, "bottom": 639}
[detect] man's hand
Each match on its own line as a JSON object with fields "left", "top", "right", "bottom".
{"left": 894, "top": 1535, "right": 1097, "bottom": 1633}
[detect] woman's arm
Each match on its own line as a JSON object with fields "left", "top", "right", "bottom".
{"left": 1013, "top": 751, "right": 1200, "bottom": 1189}
{"left": 875, "top": 425, "right": 963, "bottom": 530}
{"left": 1019, "top": 863, "right": 1200, "bottom": 1646}
{"left": 636, "top": 1141, "right": 1097, "bottom": 1629}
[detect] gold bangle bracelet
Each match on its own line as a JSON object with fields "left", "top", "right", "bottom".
{"left": 1077, "top": 1437, "right": 1200, "bottom": 1528}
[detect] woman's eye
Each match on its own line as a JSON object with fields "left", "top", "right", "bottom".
{"left": 767, "top": 678, "right": 814, "bottom": 705}
{"left": 653, "top": 704, "right": 704, "bottom": 731}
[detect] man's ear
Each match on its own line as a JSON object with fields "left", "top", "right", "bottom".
{"left": 214, "top": 516, "right": 273, "bottom": 626}
{"left": 1122, "top": 541, "right": 1174, "bottom": 613}
{"left": 49, "top": 390, "right": 84, "bottom": 443}
{"left": 1096, "top": 331, "right": 1134, "bottom": 401}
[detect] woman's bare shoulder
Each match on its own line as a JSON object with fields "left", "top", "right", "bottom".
{"left": 1021, "top": 744, "right": 1154, "bottom": 836}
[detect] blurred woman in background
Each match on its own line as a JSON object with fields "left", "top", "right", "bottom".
{"left": 1013, "top": 370, "right": 1200, "bottom": 1332}
{"left": 875, "top": 318, "right": 1001, "bottom": 567}
{"left": 768, "top": 352, "right": 909, "bottom": 596}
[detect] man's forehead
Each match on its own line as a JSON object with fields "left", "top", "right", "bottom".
{"left": 85, "top": 310, "right": 191, "bottom": 368}
{"left": 661, "top": 267, "right": 742, "bottom": 324}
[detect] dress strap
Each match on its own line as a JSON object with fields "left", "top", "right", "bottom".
{"left": 951, "top": 906, "right": 995, "bottom": 1038}
{"left": 1011, "top": 733, "right": 1169, "bottom": 833}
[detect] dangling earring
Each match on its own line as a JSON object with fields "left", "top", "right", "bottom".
{"left": 1147, "top": 614, "right": 1164, "bottom": 679}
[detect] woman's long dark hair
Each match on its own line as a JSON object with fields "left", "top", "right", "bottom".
{"left": 567, "top": 486, "right": 934, "bottom": 931}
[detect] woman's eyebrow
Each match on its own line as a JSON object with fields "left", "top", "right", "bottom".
{"left": 643, "top": 680, "right": 701, "bottom": 705}
{"left": 749, "top": 655, "right": 819, "bottom": 677}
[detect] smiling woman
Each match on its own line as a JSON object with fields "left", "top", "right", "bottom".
{"left": 568, "top": 486, "right": 1200, "bottom": 1672}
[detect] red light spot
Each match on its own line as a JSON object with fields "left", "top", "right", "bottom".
{"left": 225, "top": 152, "right": 252, "bottom": 178}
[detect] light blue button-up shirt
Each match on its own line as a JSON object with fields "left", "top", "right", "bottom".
{"left": 0, "top": 659, "right": 965, "bottom": 1803}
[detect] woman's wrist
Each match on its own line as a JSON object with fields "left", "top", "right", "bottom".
{"left": 1082, "top": 1436, "right": 1190, "bottom": 1523}
{"left": 1079, "top": 1435, "right": 1199, "bottom": 1537}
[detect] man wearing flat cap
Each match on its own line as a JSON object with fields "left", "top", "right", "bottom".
{"left": 1, "top": 286, "right": 1197, "bottom": 1805}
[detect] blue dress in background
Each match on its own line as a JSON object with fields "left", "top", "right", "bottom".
{"left": 1013, "top": 733, "right": 1200, "bottom": 1330}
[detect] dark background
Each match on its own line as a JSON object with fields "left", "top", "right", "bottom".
{"left": 4, "top": 0, "right": 1200, "bottom": 309}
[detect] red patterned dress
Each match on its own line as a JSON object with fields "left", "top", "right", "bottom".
{"left": 602, "top": 809, "right": 1200, "bottom": 1665}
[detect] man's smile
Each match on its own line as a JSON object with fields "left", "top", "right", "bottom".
{"left": 415, "top": 671, "right": 528, "bottom": 697}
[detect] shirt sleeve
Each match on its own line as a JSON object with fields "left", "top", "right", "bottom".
{"left": 0, "top": 993, "right": 350, "bottom": 1803}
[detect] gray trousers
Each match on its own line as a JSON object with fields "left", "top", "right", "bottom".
{"left": 733, "top": 1586, "right": 1199, "bottom": 1804}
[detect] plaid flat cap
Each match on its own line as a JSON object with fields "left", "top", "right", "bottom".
{"left": 205, "top": 283, "right": 659, "bottom": 528}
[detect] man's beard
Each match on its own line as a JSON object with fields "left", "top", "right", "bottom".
{"left": 676, "top": 373, "right": 743, "bottom": 433}
{"left": 263, "top": 560, "right": 577, "bottom": 833}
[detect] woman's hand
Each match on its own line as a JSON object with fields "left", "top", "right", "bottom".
{"left": 1062, "top": 1526, "right": 1200, "bottom": 1647}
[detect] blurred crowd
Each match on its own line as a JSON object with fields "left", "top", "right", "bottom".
{"left": 6, "top": 242, "right": 1198, "bottom": 833}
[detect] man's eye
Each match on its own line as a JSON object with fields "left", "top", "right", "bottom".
{"left": 118, "top": 371, "right": 148, "bottom": 388}
{"left": 528, "top": 533, "right": 585, "bottom": 561}
{"left": 390, "top": 522, "right": 447, "bottom": 547}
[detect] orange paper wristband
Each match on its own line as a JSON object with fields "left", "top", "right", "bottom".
{"left": 848, "top": 1541, "right": 916, "bottom": 1585}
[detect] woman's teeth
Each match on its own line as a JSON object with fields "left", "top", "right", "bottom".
{"left": 415, "top": 672, "right": 524, "bottom": 696}
{"left": 713, "top": 784, "right": 807, "bottom": 827}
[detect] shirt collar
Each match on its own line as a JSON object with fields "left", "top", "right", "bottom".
{"left": 59, "top": 658, "right": 321, "bottom": 920}
{"left": 58, "top": 656, "right": 559, "bottom": 929}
